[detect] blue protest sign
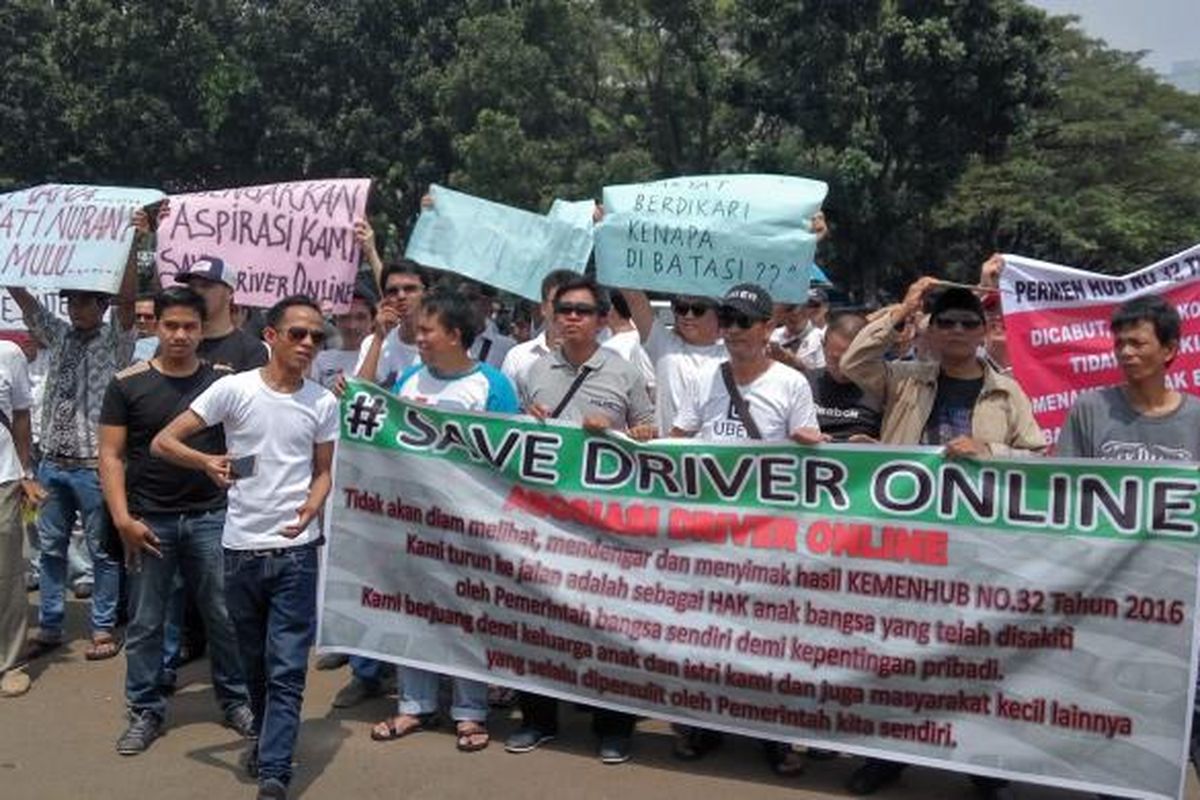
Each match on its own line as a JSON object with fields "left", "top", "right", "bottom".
{"left": 405, "top": 185, "right": 592, "bottom": 300}
{"left": 0, "top": 184, "right": 165, "bottom": 293}
{"left": 594, "top": 174, "right": 827, "bottom": 302}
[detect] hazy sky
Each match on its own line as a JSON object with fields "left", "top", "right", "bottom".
{"left": 1027, "top": 0, "right": 1198, "bottom": 74}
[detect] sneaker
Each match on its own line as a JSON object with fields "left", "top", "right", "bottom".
{"left": 504, "top": 727, "right": 556, "bottom": 754}
{"left": 598, "top": 735, "right": 632, "bottom": 765}
{"left": 256, "top": 778, "right": 287, "bottom": 800}
{"left": 116, "top": 711, "right": 164, "bottom": 755}
{"left": 224, "top": 704, "right": 257, "bottom": 739}
{"left": 315, "top": 652, "right": 349, "bottom": 671}
{"left": 331, "top": 677, "right": 383, "bottom": 709}
{"left": 0, "top": 669, "right": 31, "bottom": 698}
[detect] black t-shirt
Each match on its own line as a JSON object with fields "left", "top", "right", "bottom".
{"left": 100, "top": 361, "right": 232, "bottom": 515}
{"left": 922, "top": 375, "right": 984, "bottom": 445}
{"left": 198, "top": 328, "right": 268, "bottom": 372}
{"left": 809, "top": 368, "right": 883, "bottom": 441}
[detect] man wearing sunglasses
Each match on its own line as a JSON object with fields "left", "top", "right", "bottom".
{"left": 507, "top": 276, "right": 653, "bottom": 765}
{"left": 619, "top": 288, "right": 726, "bottom": 436}
{"left": 669, "top": 283, "right": 820, "bottom": 774}
{"left": 153, "top": 295, "right": 339, "bottom": 800}
{"left": 839, "top": 276, "right": 1043, "bottom": 799}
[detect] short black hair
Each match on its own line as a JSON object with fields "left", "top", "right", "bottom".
{"left": 266, "top": 294, "right": 322, "bottom": 329}
{"left": 609, "top": 289, "right": 632, "bottom": 320}
{"left": 136, "top": 292, "right": 157, "bottom": 304}
{"left": 1111, "top": 295, "right": 1181, "bottom": 346}
{"left": 826, "top": 311, "right": 868, "bottom": 341}
{"left": 421, "top": 289, "right": 479, "bottom": 350}
{"left": 553, "top": 276, "right": 610, "bottom": 315}
{"left": 154, "top": 286, "right": 207, "bottom": 322}
{"left": 540, "top": 269, "right": 578, "bottom": 303}
{"left": 380, "top": 259, "right": 431, "bottom": 292}
{"left": 349, "top": 292, "right": 377, "bottom": 319}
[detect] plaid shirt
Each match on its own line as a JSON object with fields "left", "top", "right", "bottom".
{"left": 28, "top": 301, "right": 135, "bottom": 460}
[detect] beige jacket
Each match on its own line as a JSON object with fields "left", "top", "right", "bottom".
{"left": 841, "top": 311, "right": 1046, "bottom": 455}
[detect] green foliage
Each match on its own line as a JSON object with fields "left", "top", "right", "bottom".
{"left": 0, "top": 1, "right": 1194, "bottom": 291}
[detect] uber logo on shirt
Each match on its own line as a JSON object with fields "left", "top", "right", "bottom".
{"left": 713, "top": 399, "right": 748, "bottom": 437}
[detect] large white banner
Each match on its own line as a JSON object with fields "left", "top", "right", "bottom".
{"left": 320, "top": 381, "right": 1200, "bottom": 800}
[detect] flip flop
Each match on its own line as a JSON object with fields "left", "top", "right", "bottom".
{"left": 455, "top": 721, "right": 490, "bottom": 752}
{"left": 84, "top": 633, "right": 123, "bottom": 661}
{"left": 370, "top": 712, "right": 437, "bottom": 741}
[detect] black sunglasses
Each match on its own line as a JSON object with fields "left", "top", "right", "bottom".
{"left": 717, "top": 308, "right": 762, "bottom": 330}
{"left": 933, "top": 316, "right": 983, "bottom": 331}
{"left": 554, "top": 302, "right": 599, "bottom": 317}
{"left": 672, "top": 301, "right": 714, "bottom": 317}
{"left": 281, "top": 326, "right": 327, "bottom": 345}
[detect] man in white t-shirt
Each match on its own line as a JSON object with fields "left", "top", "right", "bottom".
{"left": 0, "top": 340, "right": 43, "bottom": 698}
{"left": 603, "top": 290, "right": 655, "bottom": 401}
{"left": 354, "top": 261, "right": 428, "bottom": 387}
{"left": 620, "top": 288, "right": 726, "bottom": 435}
{"left": 768, "top": 288, "right": 827, "bottom": 372}
{"left": 153, "top": 295, "right": 339, "bottom": 800}
{"left": 672, "top": 284, "right": 820, "bottom": 444}
{"left": 500, "top": 269, "right": 579, "bottom": 387}
{"left": 311, "top": 293, "right": 374, "bottom": 390}
{"left": 668, "top": 283, "right": 820, "bottom": 774}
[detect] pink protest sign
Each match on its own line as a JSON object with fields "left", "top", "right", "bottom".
{"left": 1001, "top": 244, "right": 1200, "bottom": 445}
{"left": 156, "top": 179, "right": 371, "bottom": 312}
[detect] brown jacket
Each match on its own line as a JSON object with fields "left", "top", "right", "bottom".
{"left": 841, "top": 311, "right": 1046, "bottom": 456}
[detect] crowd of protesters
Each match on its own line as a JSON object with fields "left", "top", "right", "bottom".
{"left": 0, "top": 198, "right": 1195, "bottom": 800}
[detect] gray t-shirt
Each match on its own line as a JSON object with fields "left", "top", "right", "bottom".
{"left": 1057, "top": 386, "right": 1200, "bottom": 462}
{"left": 522, "top": 346, "right": 654, "bottom": 432}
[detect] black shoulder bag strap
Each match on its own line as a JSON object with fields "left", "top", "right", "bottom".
{"left": 720, "top": 361, "right": 762, "bottom": 440}
{"left": 549, "top": 366, "right": 595, "bottom": 419}
{"left": 477, "top": 337, "right": 493, "bottom": 363}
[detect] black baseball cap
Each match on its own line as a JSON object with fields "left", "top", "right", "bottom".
{"left": 928, "top": 287, "right": 984, "bottom": 320}
{"left": 720, "top": 283, "right": 774, "bottom": 321}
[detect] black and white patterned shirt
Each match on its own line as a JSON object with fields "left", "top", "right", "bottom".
{"left": 28, "top": 301, "right": 135, "bottom": 460}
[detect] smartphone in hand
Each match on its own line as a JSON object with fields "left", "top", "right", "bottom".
{"left": 229, "top": 454, "right": 258, "bottom": 481}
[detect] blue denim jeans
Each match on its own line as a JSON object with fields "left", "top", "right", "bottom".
{"left": 399, "top": 667, "right": 488, "bottom": 723}
{"left": 125, "top": 510, "right": 248, "bottom": 720}
{"left": 350, "top": 655, "right": 386, "bottom": 685}
{"left": 36, "top": 462, "right": 121, "bottom": 636}
{"left": 225, "top": 544, "right": 318, "bottom": 787}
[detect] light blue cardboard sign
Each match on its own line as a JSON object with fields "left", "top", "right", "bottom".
{"left": 0, "top": 184, "right": 165, "bottom": 293}
{"left": 405, "top": 185, "right": 592, "bottom": 301}
{"left": 594, "top": 174, "right": 827, "bottom": 302}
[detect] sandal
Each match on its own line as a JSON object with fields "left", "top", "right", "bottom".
{"left": 455, "top": 720, "right": 490, "bottom": 752}
{"left": 85, "top": 632, "right": 123, "bottom": 661}
{"left": 370, "top": 712, "right": 437, "bottom": 741}
{"left": 672, "top": 727, "right": 723, "bottom": 761}
{"left": 764, "top": 741, "right": 805, "bottom": 777}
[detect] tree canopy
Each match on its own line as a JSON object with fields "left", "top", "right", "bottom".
{"left": 2, "top": 0, "right": 1195, "bottom": 297}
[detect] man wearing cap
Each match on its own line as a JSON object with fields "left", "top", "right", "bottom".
{"left": 669, "top": 283, "right": 821, "bottom": 775}
{"left": 839, "top": 275, "right": 1043, "bottom": 799}
{"left": 4, "top": 210, "right": 143, "bottom": 661}
{"left": 174, "top": 256, "right": 268, "bottom": 373}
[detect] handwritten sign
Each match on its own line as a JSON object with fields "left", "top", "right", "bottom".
{"left": 156, "top": 178, "right": 371, "bottom": 312}
{"left": 594, "top": 174, "right": 827, "bottom": 302}
{"left": 405, "top": 185, "right": 593, "bottom": 301}
{"left": 0, "top": 184, "right": 164, "bottom": 293}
